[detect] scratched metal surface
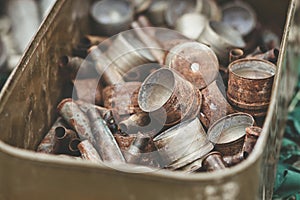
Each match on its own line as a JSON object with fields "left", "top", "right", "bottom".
{"left": 0, "top": 0, "right": 297, "bottom": 199}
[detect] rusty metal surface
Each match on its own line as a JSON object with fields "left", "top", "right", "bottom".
{"left": 0, "top": 0, "right": 297, "bottom": 199}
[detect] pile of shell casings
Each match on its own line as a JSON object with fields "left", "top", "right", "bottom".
{"left": 37, "top": 0, "right": 279, "bottom": 173}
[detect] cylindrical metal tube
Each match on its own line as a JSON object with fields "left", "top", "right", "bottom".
{"left": 76, "top": 101, "right": 120, "bottom": 134}
{"left": 199, "top": 80, "right": 235, "bottom": 129}
{"left": 103, "top": 82, "right": 142, "bottom": 116}
{"left": 87, "top": 107, "right": 125, "bottom": 163}
{"left": 153, "top": 118, "right": 213, "bottom": 169}
{"left": 37, "top": 117, "right": 66, "bottom": 154}
{"left": 198, "top": 21, "right": 245, "bottom": 64}
{"left": 243, "top": 126, "right": 262, "bottom": 158}
{"left": 125, "top": 133, "right": 151, "bottom": 164}
{"left": 207, "top": 113, "right": 255, "bottom": 156}
{"left": 165, "top": 42, "right": 219, "bottom": 89}
{"left": 57, "top": 99, "right": 96, "bottom": 145}
{"left": 222, "top": 152, "right": 244, "bottom": 167}
{"left": 131, "top": 22, "right": 165, "bottom": 64}
{"left": 118, "top": 112, "right": 151, "bottom": 134}
{"left": 105, "top": 31, "right": 156, "bottom": 75}
{"left": 202, "top": 151, "right": 227, "bottom": 172}
{"left": 227, "top": 58, "right": 276, "bottom": 116}
{"left": 123, "top": 63, "right": 161, "bottom": 82}
{"left": 54, "top": 126, "right": 79, "bottom": 155}
{"left": 229, "top": 49, "right": 244, "bottom": 63}
{"left": 90, "top": 0, "right": 134, "bottom": 36}
{"left": 138, "top": 68, "right": 202, "bottom": 126}
{"left": 252, "top": 48, "right": 279, "bottom": 64}
{"left": 89, "top": 46, "right": 124, "bottom": 86}
{"left": 78, "top": 140, "right": 102, "bottom": 163}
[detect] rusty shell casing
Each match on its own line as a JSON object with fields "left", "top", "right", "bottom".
{"left": 131, "top": 21, "right": 165, "bottom": 64}
{"left": 227, "top": 58, "right": 276, "bottom": 115}
{"left": 54, "top": 126, "right": 79, "bottom": 155}
{"left": 103, "top": 82, "right": 142, "bottom": 116}
{"left": 124, "top": 133, "right": 151, "bottom": 164}
{"left": 87, "top": 108, "right": 125, "bottom": 163}
{"left": 58, "top": 56, "right": 98, "bottom": 80}
{"left": 246, "top": 45, "right": 268, "bottom": 58}
{"left": 72, "top": 78, "right": 103, "bottom": 105}
{"left": 118, "top": 112, "right": 151, "bottom": 134}
{"left": 207, "top": 113, "right": 255, "bottom": 156}
{"left": 165, "top": 42, "right": 219, "bottom": 89}
{"left": 68, "top": 138, "right": 81, "bottom": 153}
{"left": 199, "top": 80, "right": 235, "bottom": 129}
{"left": 57, "top": 99, "right": 96, "bottom": 145}
{"left": 243, "top": 126, "right": 262, "bottom": 158}
{"left": 37, "top": 117, "right": 66, "bottom": 154}
{"left": 153, "top": 118, "right": 214, "bottom": 169}
{"left": 123, "top": 63, "right": 161, "bottom": 82}
{"left": 89, "top": 46, "right": 124, "bottom": 86}
{"left": 90, "top": 0, "right": 134, "bottom": 36}
{"left": 106, "top": 31, "right": 156, "bottom": 75}
{"left": 78, "top": 140, "right": 102, "bottom": 164}
{"left": 138, "top": 68, "right": 202, "bottom": 126}
{"left": 222, "top": 152, "right": 244, "bottom": 167}
{"left": 198, "top": 21, "right": 245, "bottom": 65}
{"left": 202, "top": 151, "right": 227, "bottom": 172}
{"left": 252, "top": 48, "right": 279, "bottom": 64}
{"left": 76, "top": 100, "right": 120, "bottom": 134}
{"left": 114, "top": 134, "right": 137, "bottom": 151}
{"left": 229, "top": 49, "right": 244, "bottom": 63}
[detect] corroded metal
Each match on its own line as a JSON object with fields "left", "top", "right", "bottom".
{"left": 87, "top": 107, "right": 125, "bottom": 163}
{"left": 103, "top": 82, "right": 142, "bottom": 116}
{"left": 57, "top": 98, "right": 96, "bottom": 145}
{"left": 252, "top": 48, "right": 279, "bottom": 64}
{"left": 37, "top": 117, "right": 66, "bottom": 154}
{"left": 54, "top": 126, "right": 78, "bottom": 155}
{"left": 243, "top": 126, "right": 262, "bottom": 158}
{"left": 138, "top": 68, "right": 202, "bottom": 126}
{"left": 153, "top": 118, "right": 213, "bottom": 169}
{"left": 229, "top": 49, "right": 244, "bottom": 63}
{"left": 227, "top": 58, "right": 276, "bottom": 116}
{"left": 202, "top": 151, "right": 227, "bottom": 172}
{"left": 198, "top": 21, "right": 246, "bottom": 64}
{"left": 207, "top": 113, "right": 255, "bottom": 156}
{"left": 199, "top": 80, "right": 235, "bottom": 129}
{"left": 78, "top": 140, "right": 102, "bottom": 163}
{"left": 118, "top": 112, "right": 151, "bottom": 134}
{"left": 165, "top": 41, "right": 219, "bottom": 89}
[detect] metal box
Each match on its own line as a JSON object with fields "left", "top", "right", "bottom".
{"left": 0, "top": 0, "right": 299, "bottom": 199}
